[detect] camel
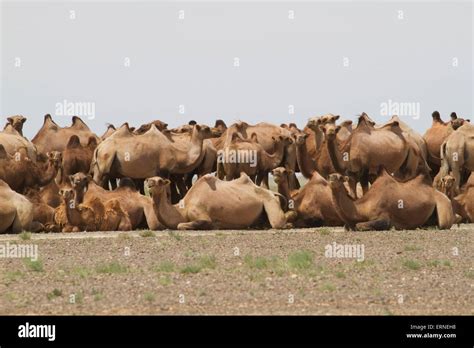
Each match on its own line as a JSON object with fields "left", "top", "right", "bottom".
{"left": 24, "top": 188, "right": 58, "bottom": 231}
{"left": 450, "top": 178, "right": 474, "bottom": 223}
{"left": 60, "top": 135, "right": 98, "bottom": 183}
{"left": 146, "top": 174, "right": 288, "bottom": 230}
{"left": 69, "top": 173, "right": 161, "bottom": 230}
{"left": 92, "top": 124, "right": 212, "bottom": 187}
{"left": 325, "top": 114, "right": 418, "bottom": 194}
{"left": 0, "top": 180, "right": 42, "bottom": 233}
{"left": 0, "top": 145, "right": 61, "bottom": 193}
{"left": 58, "top": 187, "right": 132, "bottom": 232}
{"left": 216, "top": 121, "right": 297, "bottom": 189}
{"left": 272, "top": 167, "right": 343, "bottom": 226}
{"left": 436, "top": 122, "right": 474, "bottom": 193}
{"left": 31, "top": 114, "right": 100, "bottom": 154}
{"left": 423, "top": 111, "right": 469, "bottom": 173}
{"left": 4, "top": 115, "right": 27, "bottom": 135}
{"left": 0, "top": 124, "right": 37, "bottom": 161}
{"left": 328, "top": 169, "right": 454, "bottom": 231}
{"left": 220, "top": 133, "right": 292, "bottom": 187}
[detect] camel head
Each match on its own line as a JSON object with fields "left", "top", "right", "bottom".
{"left": 272, "top": 167, "right": 293, "bottom": 184}
{"left": 46, "top": 151, "right": 63, "bottom": 169}
{"left": 451, "top": 117, "right": 470, "bottom": 130}
{"left": 319, "top": 123, "right": 341, "bottom": 140}
{"left": 145, "top": 176, "right": 171, "bottom": 196}
{"left": 59, "top": 188, "right": 75, "bottom": 201}
{"left": 194, "top": 124, "right": 213, "bottom": 139}
{"left": 306, "top": 117, "right": 322, "bottom": 131}
{"left": 69, "top": 172, "right": 91, "bottom": 190}
{"left": 293, "top": 132, "right": 308, "bottom": 146}
{"left": 440, "top": 175, "right": 456, "bottom": 196}
{"left": 6, "top": 115, "right": 26, "bottom": 134}
{"left": 320, "top": 114, "right": 340, "bottom": 125}
{"left": 272, "top": 135, "right": 293, "bottom": 147}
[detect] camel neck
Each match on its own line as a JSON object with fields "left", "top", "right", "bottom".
{"left": 330, "top": 185, "right": 364, "bottom": 226}
{"left": 326, "top": 136, "right": 346, "bottom": 174}
{"left": 152, "top": 191, "right": 186, "bottom": 228}
{"left": 295, "top": 142, "right": 315, "bottom": 178}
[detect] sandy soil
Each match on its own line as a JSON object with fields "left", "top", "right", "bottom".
{"left": 0, "top": 226, "right": 472, "bottom": 315}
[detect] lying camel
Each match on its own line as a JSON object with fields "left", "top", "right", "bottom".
{"left": 69, "top": 173, "right": 161, "bottom": 230}
{"left": 0, "top": 145, "right": 61, "bottom": 193}
{"left": 146, "top": 174, "right": 288, "bottom": 230}
{"left": 436, "top": 122, "right": 474, "bottom": 194}
{"left": 272, "top": 167, "right": 343, "bottom": 227}
{"left": 58, "top": 188, "right": 132, "bottom": 232}
{"left": 0, "top": 180, "right": 42, "bottom": 233}
{"left": 328, "top": 169, "right": 454, "bottom": 231}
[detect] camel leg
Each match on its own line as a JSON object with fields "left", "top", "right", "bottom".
{"left": 289, "top": 173, "right": 300, "bottom": 190}
{"left": 217, "top": 162, "right": 225, "bottom": 180}
{"left": 177, "top": 219, "right": 213, "bottom": 230}
{"left": 434, "top": 191, "right": 454, "bottom": 229}
{"left": 360, "top": 170, "right": 369, "bottom": 195}
{"left": 175, "top": 175, "right": 188, "bottom": 198}
{"left": 170, "top": 183, "right": 180, "bottom": 204}
{"left": 262, "top": 197, "right": 287, "bottom": 229}
{"left": 355, "top": 219, "right": 391, "bottom": 231}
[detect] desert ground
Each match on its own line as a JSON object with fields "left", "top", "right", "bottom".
{"left": 0, "top": 226, "right": 472, "bottom": 315}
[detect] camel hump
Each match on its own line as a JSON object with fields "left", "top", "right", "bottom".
{"left": 450, "top": 112, "right": 457, "bottom": 120}
{"left": 71, "top": 116, "right": 89, "bottom": 130}
{"left": 432, "top": 111, "right": 443, "bottom": 123}
{"left": 66, "top": 135, "right": 82, "bottom": 149}
{"left": 340, "top": 120, "right": 353, "bottom": 127}
{"left": 380, "top": 120, "right": 401, "bottom": 131}
{"left": 0, "top": 144, "right": 7, "bottom": 159}
{"left": 106, "top": 123, "right": 116, "bottom": 130}
{"left": 118, "top": 177, "right": 137, "bottom": 190}
{"left": 215, "top": 119, "right": 227, "bottom": 128}
{"left": 250, "top": 132, "right": 259, "bottom": 142}
{"left": 87, "top": 136, "right": 98, "bottom": 147}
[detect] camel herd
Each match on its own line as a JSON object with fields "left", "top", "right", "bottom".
{"left": 0, "top": 111, "right": 473, "bottom": 233}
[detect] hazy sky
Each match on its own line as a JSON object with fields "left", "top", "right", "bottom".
{"left": 1, "top": 0, "right": 473, "bottom": 139}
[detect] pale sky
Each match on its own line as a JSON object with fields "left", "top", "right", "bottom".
{"left": 1, "top": 0, "right": 473, "bottom": 139}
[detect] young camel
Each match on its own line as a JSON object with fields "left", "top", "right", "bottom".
{"left": 272, "top": 167, "right": 343, "bottom": 227}
{"left": 328, "top": 170, "right": 454, "bottom": 231}
{"left": 146, "top": 174, "right": 288, "bottom": 230}
{"left": 58, "top": 188, "right": 132, "bottom": 232}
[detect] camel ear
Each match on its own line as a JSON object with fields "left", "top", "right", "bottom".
{"left": 319, "top": 125, "right": 326, "bottom": 133}
{"left": 450, "top": 112, "right": 457, "bottom": 120}
{"left": 7, "top": 117, "right": 13, "bottom": 124}
{"left": 287, "top": 169, "right": 294, "bottom": 176}
{"left": 334, "top": 115, "right": 340, "bottom": 121}
{"left": 343, "top": 176, "right": 350, "bottom": 182}
{"left": 21, "top": 117, "right": 26, "bottom": 124}
{"left": 466, "top": 119, "right": 471, "bottom": 123}
{"left": 195, "top": 124, "right": 201, "bottom": 131}
{"left": 163, "top": 179, "right": 171, "bottom": 186}
{"left": 335, "top": 125, "right": 341, "bottom": 133}
{"left": 46, "top": 152, "right": 53, "bottom": 159}
{"left": 86, "top": 174, "right": 92, "bottom": 183}
{"left": 68, "top": 175, "right": 75, "bottom": 184}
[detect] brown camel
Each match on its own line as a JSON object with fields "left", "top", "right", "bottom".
{"left": 272, "top": 167, "right": 343, "bottom": 227}
{"left": 0, "top": 145, "right": 61, "bottom": 193}
{"left": 32, "top": 114, "right": 100, "bottom": 154}
{"left": 436, "top": 122, "right": 474, "bottom": 194}
{"left": 146, "top": 174, "right": 288, "bottom": 230}
{"left": 220, "top": 133, "right": 292, "bottom": 187}
{"left": 69, "top": 173, "right": 161, "bottom": 230}
{"left": 0, "top": 124, "right": 37, "bottom": 161}
{"left": 328, "top": 169, "right": 454, "bottom": 231}
{"left": 134, "top": 120, "right": 168, "bottom": 134}
{"left": 92, "top": 124, "right": 212, "bottom": 187}
{"left": 423, "top": 111, "right": 469, "bottom": 174}
{"left": 60, "top": 135, "right": 98, "bottom": 183}
{"left": 4, "top": 115, "right": 27, "bottom": 135}
{"left": 325, "top": 114, "right": 417, "bottom": 194}
{"left": 0, "top": 180, "right": 42, "bottom": 233}
{"left": 24, "top": 188, "right": 58, "bottom": 232}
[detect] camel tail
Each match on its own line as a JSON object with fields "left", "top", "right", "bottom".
{"left": 434, "top": 191, "right": 454, "bottom": 230}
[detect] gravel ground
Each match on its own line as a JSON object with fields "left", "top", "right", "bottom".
{"left": 0, "top": 226, "right": 472, "bottom": 315}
